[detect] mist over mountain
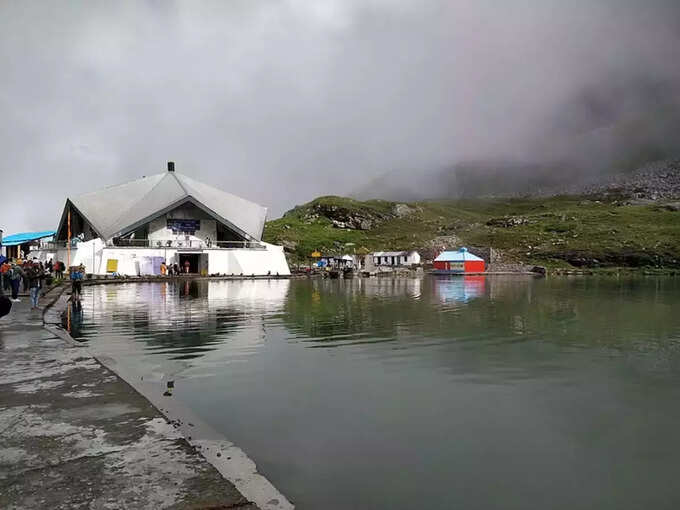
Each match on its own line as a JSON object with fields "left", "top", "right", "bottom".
{"left": 354, "top": 75, "right": 680, "bottom": 202}
{"left": 2, "top": 1, "right": 680, "bottom": 230}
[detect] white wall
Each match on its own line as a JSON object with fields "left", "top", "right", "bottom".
{"left": 407, "top": 251, "right": 421, "bottom": 265}
{"left": 29, "top": 238, "right": 106, "bottom": 274}
{"left": 371, "top": 251, "right": 421, "bottom": 267}
{"left": 31, "top": 241, "right": 291, "bottom": 276}
{"left": 100, "top": 247, "right": 172, "bottom": 275}
{"left": 207, "top": 243, "right": 290, "bottom": 276}
{"left": 361, "top": 255, "right": 376, "bottom": 271}
{"left": 148, "top": 208, "right": 217, "bottom": 248}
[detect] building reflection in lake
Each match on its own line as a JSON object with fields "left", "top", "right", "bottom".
{"left": 70, "top": 279, "right": 290, "bottom": 359}
{"left": 432, "top": 275, "right": 486, "bottom": 304}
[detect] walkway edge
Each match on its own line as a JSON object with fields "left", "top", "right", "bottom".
{"left": 41, "top": 285, "right": 294, "bottom": 510}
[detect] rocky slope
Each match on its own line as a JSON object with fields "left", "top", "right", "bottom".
{"left": 575, "top": 159, "right": 680, "bottom": 201}
{"left": 353, "top": 158, "right": 680, "bottom": 203}
{"left": 264, "top": 187, "right": 680, "bottom": 271}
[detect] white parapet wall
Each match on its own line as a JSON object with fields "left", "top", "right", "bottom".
{"left": 30, "top": 241, "right": 290, "bottom": 277}
{"left": 207, "top": 243, "right": 290, "bottom": 276}
{"left": 29, "top": 239, "right": 106, "bottom": 274}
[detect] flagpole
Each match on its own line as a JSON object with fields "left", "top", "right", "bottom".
{"left": 67, "top": 208, "right": 71, "bottom": 271}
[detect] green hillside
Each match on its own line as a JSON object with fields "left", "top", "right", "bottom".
{"left": 263, "top": 195, "right": 680, "bottom": 272}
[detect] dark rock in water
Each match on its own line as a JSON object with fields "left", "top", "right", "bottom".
{"left": 542, "top": 248, "right": 679, "bottom": 269}
{"left": 530, "top": 266, "right": 547, "bottom": 275}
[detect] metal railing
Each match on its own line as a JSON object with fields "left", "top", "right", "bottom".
{"left": 111, "top": 239, "right": 265, "bottom": 250}
{"left": 39, "top": 239, "right": 266, "bottom": 250}
{"left": 41, "top": 241, "right": 70, "bottom": 250}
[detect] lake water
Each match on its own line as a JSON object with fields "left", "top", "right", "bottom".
{"left": 66, "top": 276, "right": 680, "bottom": 509}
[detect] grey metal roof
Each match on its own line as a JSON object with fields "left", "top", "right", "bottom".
{"left": 65, "top": 171, "right": 267, "bottom": 241}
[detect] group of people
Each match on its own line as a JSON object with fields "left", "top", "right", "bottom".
{"left": 159, "top": 260, "right": 192, "bottom": 275}
{"left": 0, "top": 256, "right": 88, "bottom": 318}
{"left": 0, "top": 258, "right": 49, "bottom": 309}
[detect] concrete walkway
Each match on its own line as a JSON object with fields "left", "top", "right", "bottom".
{"left": 0, "top": 292, "right": 259, "bottom": 509}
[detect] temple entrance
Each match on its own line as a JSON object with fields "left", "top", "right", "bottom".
{"left": 179, "top": 254, "right": 199, "bottom": 274}
{"left": 178, "top": 253, "right": 209, "bottom": 274}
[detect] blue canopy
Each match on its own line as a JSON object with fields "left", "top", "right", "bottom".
{"left": 2, "top": 231, "right": 56, "bottom": 247}
{"left": 434, "top": 247, "right": 484, "bottom": 263}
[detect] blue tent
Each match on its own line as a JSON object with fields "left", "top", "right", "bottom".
{"left": 2, "top": 231, "right": 56, "bottom": 247}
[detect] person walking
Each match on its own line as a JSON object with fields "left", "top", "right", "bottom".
{"left": 71, "top": 264, "right": 84, "bottom": 302}
{"left": 184, "top": 259, "right": 190, "bottom": 274}
{"left": 0, "top": 261, "right": 11, "bottom": 292}
{"left": 10, "top": 264, "right": 24, "bottom": 302}
{"left": 28, "top": 264, "right": 45, "bottom": 310}
{"left": 0, "top": 274, "right": 11, "bottom": 319}
{"left": 55, "top": 261, "right": 64, "bottom": 280}
{"left": 21, "top": 262, "right": 29, "bottom": 292}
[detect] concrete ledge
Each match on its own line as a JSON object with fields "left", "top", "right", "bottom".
{"left": 427, "top": 271, "right": 544, "bottom": 276}
{"left": 41, "top": 288, "right": 294, "bottom": 510}
{"left": 81, "top": 274, "right": 291, "bottom": 286}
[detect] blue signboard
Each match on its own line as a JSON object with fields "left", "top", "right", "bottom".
{"left": 167, "top": 219, "right": 200, "bottom": 234}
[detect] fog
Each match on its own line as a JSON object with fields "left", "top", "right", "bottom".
{"left": 2, "top": 1, "right": 679, "bottom": 233}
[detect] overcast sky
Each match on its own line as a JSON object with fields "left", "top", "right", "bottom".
{"left": 2, "top": 0, "right": 680, "bottom": 234}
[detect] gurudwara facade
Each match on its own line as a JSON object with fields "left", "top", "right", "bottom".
{"left": 32, "top": 162, "right": 290, "bottom": 276}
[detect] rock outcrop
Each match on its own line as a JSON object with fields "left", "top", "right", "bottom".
{"left": 305, "top": 202, "right": 393, "bottom": 230}
{"left": 578, "top": 160, "right": 680, "bottom": 200}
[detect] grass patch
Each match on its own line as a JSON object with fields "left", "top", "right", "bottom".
{"left": 264, "top": 195, "right": 680, "bottom": 269}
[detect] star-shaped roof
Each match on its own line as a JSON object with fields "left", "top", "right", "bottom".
{"left": 60, "top": 170, "right": 267, "bottom": 241}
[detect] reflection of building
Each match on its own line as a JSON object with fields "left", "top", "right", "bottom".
{"left": 75, "top": 280, "right": 290, "bottom": 337}
{"left": 434, "top": 275, "right": 486, "bottom": 303}
{"left": 31, "top": 162, "right": 290, "bottom": 276}
{"left": 433, "top": 248, "right": 485, "bottom": 274}
{"left": 71, "top": 279, "right": 291, "bottom": 381}
{"left": 359, "top": 277, "right": 422, "bottom": 298}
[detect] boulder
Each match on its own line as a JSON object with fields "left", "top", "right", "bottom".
{"left": 392, "top": 203, "right": 417, "bottom": 217}
{"left": 486, "top": 216, "right": 529, "bottom": 228}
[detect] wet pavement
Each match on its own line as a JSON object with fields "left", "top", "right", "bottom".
{"left": 0, "top": 292, "right": 259, "bottom": 509}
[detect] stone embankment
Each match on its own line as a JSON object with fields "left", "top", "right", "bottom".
{"left": 0, "top": 285, "right": 293, "bottom": 510}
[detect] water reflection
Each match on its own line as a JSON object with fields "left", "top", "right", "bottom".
{"left": 433, "top": 275, "right": 486, "bottom": 303}
{"left": 60, "top": 300, "right": 84, "bottom": 338}
{"left": 69, "top": 279, "right": 290, "bottom": 371}
{"left": 64, "top": 276, "right": 680, "bottom": 510}
{"left": 70, "top": 276, "right": 680, "bottom": 361}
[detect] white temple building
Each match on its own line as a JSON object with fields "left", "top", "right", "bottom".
{"left": 31, "top": 162, "right": 290, "bottom": 276}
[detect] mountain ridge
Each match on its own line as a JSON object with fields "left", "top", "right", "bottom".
{"left": 264, "top": 160, "right": 680, "bottom": 272}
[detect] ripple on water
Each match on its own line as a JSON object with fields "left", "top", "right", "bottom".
{"left": 65, "top": 277, "right": 680, "bottom": 510}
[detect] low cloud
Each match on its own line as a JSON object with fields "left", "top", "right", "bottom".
{"left": 1, "top": 1, "right": 679, "bottom": 232}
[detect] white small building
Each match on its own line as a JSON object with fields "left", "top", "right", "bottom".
{"left": 30, "top": 162, "right": 290, "bottom": 276}
{"left": 371, "top": 250, "right": 420, "bottom": 267}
